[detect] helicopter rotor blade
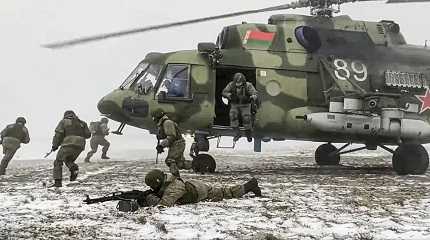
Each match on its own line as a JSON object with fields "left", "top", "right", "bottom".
{"left": 42, "top": 1, "right": 310, "bottom": 49}
{"left": 386, "top": 0, "right": 430, "bottom": 3}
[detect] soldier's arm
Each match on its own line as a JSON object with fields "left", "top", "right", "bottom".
{"left": 0, "top": 126, "right": 7, "bottom": 138}
{"left": 101, "top": 123, "right": 109, "bottom": 136}
{"left": 22, "top": 127, "right": 30, "bottom": 144}
{"left": 82, "top": 121, "right": 91, "bottom": 139}
{"left": 52, "top": 121, "right": 65, "bottom": 148}
{"left": 160, "top": 120, "right": 177, "bottom": 147}
{"left": 158, "top": 179, "right": 187, "bottom": 207}
{"left": 247, "top": 83, "right": 258, "bottom": 99}
{"left": 222, "top": 82, "right": 233, "bottom": 99}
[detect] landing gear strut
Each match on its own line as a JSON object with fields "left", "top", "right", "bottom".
{"left": 190, "top": 134, "right": 216, "bottom": 173}
{"left": 111, "top": 122, "right": 126, "bottom": 135}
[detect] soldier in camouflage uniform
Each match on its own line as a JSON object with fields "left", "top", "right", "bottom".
{"left": 152, "top": 109, "right": 192, "bottom": 177}
{"left": 50, "top": 110, "right": 91, "bottom": 187}
{"left": 222, "top": 72, "right": 258, "bottom": 142}
{"left": 142, "top": 169, "right": 262, "bottom": 207}
{"left": 0, "top": 117, "right": 30, "bottom": 175}
{"left": 84, "top": 117, "right": 111, "bottom": 162}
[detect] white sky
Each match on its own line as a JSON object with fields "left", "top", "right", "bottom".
{"left": 1, "top": 0, "right": 429, "bottom": 159}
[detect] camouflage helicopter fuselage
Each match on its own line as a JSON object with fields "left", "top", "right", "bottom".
{"left": 98, "top": 14, "right": 430, "bottom": 147}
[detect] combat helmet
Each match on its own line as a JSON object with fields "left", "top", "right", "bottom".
{"left": 233, "top": 72, "right": 246, "bottom": 87}
{"left": 145, "top": 169, "right": 165, "bottom": 190}
{"left": 16, "top": 117, "right": 26, "bottom": 124}
{"left": 101, "top": 117, "right": 109, "bottom": 123}
{"left": 151, "top": 109, "right": 166, "bottom": 122}
{"left": 64, "top": 110, "right": 76, "bottom": 118}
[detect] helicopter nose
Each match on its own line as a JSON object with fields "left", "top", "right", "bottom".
{"left": 97, "top": 95, "right": 129, "bottom": 122}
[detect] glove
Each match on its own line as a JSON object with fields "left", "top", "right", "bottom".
{"left": 51, "top": 146, "right": 59, "bottom": 152}
{"left": 156, "top": 145, "right": 164, "bottom": 154}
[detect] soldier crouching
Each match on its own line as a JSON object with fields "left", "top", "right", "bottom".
{"left": 84, "top": 117, "right": 111, "bottom": 162}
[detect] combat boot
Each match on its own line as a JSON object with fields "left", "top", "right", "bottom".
{"left": 245, "top": 130, "right": 252, "bottom": 142}
{"left": 243, "top": 178, "right": 262, "bottom": 197}
{"left": 0, "top": 168, "right": 5, "bottom": 176}
{"left": 84, "top": 156, "right": 90, "bottom": 163}
{"left": 49, "top": 179, "right": 62, "bottom": 188}
{"left": 70, "top": 169, "right": 79, "bottom": 181}
{"left": 101, "top": 153, "right": 110, "bottom": 160}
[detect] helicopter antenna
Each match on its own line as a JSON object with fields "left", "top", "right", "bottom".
{"left": 43, "top": 0, "right": 430, "bottom": 49}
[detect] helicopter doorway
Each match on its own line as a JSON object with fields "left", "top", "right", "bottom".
{"left": 214, "top": 67, "right": 256, "bottom": 126}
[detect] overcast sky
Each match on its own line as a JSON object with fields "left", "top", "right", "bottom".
{"left": 1, "top": 0, "right": 429, "bottom": 159}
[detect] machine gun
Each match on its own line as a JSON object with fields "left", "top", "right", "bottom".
{"left": 84, "top": 189, "right": 155, "bottom": 212}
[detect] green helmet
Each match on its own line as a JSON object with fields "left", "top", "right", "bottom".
{"left": 101, "top": 117, "right": 109, "bottom": 123}
{"left": 16, "top": 117, "right": 26, "bottom": 124}
{"left": 145, "top": 169, "right": 165, "bottom": 190}
{"left": 64, "top": 110, "right": 76, "bottom": 118}
{"left": 233, "top": 72, "right": 246, "bottom": 87}
{"left": 151, "top": 109, "right": 165, "bottom": 122}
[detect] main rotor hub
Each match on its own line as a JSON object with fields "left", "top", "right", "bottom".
{"left": 309, "top": 0, "right": 342, "bottom": 17}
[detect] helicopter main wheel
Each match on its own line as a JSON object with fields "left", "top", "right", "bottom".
{"left": 392, "top": 143, "right": 429, "bottom": 175}
{"left": 315, "top": 143, "right": 340, "bottom": 166}
{"left": 192, "top": 154, "right": 216, "bottom": 174}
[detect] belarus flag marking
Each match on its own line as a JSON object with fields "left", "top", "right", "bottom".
{"left": 243, "top": 30, "right": 275, "bottom": 48}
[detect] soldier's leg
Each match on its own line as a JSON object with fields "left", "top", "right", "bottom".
{"left": 241, "top": 105, "right": 253, "bottom": 142}
{"left": 84, "top": 138, "right": 98, "bottom": 162}
{"left": 64, "top": 147, "right": 82, "bottom": 181}
{"left": 229, "top": 105, "right": 241, "bottom": 141}
{"left": 206, "top": 178, "right": 261, "bottom": 201}
{"left": 100, "top": 138, "right": 110, "bottom": 159}
{"left": 0, "top": 147, "right": 17, "bottom": 175}
{"left": 53, "top": 147, "right": 68, "bottom": 182}
{"left": 172, "top": 140, "right": 192, "bottom": 170}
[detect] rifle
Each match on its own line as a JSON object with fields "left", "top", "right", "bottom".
{"left": 84, "top": 189, "right": 155, "bottom": 212}
{"left": 44, "top": 150, "right": 54, "bottom": 158}
{"left": 156, "top": 139, "right": 160, "bottom": 164}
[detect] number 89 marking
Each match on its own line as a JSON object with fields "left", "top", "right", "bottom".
{"left": 334, "top": 58, "right": 368, "bottom": 82}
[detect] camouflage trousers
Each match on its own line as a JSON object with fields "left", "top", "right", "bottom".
{"left": 85, "top": 135, "right": 110, "bottom": 161}
{"left": 165, "top": 139, "right": 192, "bottom": 177}
{"left": 0, "top": 146, "right": 18, "bottom": 175}
{"left": 53, "top": 145, "right": 83, "bottom": 180}
{"left": 206, "top": 184, "right": 245, "bottom": 202}
{"left": 229, "top": 103, "right": 252, "bottom": 130}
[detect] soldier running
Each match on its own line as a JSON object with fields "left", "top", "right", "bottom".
{"left": 142, "top": 169, "right": 262, "bottom": 207}
{"left": 84, "top": 117, "right": 111, "bottom": 162}
{"left": 0, "top": 117, "right": 30, "bottom": 175}
{"left": 50, "top": 110, "right": 91, "bottom": 187}
{"left": 222, "top": 72, "right": 258, "bottom": 142}
{"left": 151, "top": 109, "right": 192, "bottom": 177}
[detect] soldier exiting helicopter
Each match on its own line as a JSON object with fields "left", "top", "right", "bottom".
{"left": 84, "top": 117, "right": 111, "bottom": 162}
{"left": 50, "top": 110, "right": 91, "bottom": 187}
{"left": 222, "top": 72, "right": 258, "bottom": 142}
{"left": 0, "top": 117, "right": 30, "bottom": 175}
{"left": 152, "top": 109, "right": 192, "bottom": 177}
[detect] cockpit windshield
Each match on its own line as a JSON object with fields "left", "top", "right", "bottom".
{"left": 120, "top": 62, "right": 149, "bottom": 89}
{"left": 136, "top": 64, "right": 162, "bottom": 95}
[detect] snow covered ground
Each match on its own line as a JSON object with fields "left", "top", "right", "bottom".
{"left": 1, "top": 148, "right": 430, "bottom": 240}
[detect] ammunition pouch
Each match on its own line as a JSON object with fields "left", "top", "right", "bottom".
{"left": 117, "top": 200, "right": 140, "bottom": 212}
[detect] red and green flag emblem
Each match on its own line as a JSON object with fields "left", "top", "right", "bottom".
{"left": 243, "top": 30, "right": 275, "bottom": 49}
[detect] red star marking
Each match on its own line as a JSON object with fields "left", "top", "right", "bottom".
{"left": 416, "top": 89, "right": 430, "bottom": 114}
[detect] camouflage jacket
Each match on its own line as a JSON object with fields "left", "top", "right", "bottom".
{"left": 1, "top": 123, "right": 30, "bottom": 144}
{"left": 52, "top": 117, "right": 91, "bottom": 149}
{"left": 90, "top": 121, "right": 109, "bottom": 137}
{"left": 155, "top": 176, "right": 209, "bottom": 207}
{"left": 222, "top": 82, "right": 258, "bottom": 104}
{"left": 157, "top": 115, "right": 183, "bottom": 147}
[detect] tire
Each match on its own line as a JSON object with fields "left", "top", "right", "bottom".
{"left": 392, "top": 144, "right": 429, "bottom": 175}
{"left": 315, "top": 143, "right": 340, "bottom": 165}
{"left": 192, "top": 154, "right": 216, "bottom": 174}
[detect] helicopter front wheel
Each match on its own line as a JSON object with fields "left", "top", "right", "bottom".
{"left": 315, "top": 143, "right": 340, "bottom": 166}
{"left": 192, "top": 154, "right": 216, "bottom": 174}
{"left": 392, "top": 143, "right": 429, "bottom": 175}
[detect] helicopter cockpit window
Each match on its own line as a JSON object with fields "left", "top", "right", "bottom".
{"left": 136, "top": 64, "right": 162, "bottom": 95}
{"left": 157, "top": 64, "right": 191, "bottom": 99}
{"left": 120, "top": 62, "right": 149, "bottom": 89}
{"left": 295, "top": 26, "right": 322, "bottom": 53}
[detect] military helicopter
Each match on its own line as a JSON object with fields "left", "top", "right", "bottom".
{"left": 45, "top": 0, "right": 430, "bottom": 175}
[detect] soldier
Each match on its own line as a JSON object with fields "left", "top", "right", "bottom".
{"left": 84, "top": 117, "right": 111, "bottom": 162}
{"left": 50, "top": 110, "right": 91, "bottom": 187}
{"left": 143, "top": 169, "right": 262, "bottom": 207}
{"left": 151, "top": 109, "right": 192, "bottom": 177}
{"left": 0, "top": 117, "right": 30, "bottom": 175}
{"left": 222, "top": 72, "right": 258, "bottom": 142}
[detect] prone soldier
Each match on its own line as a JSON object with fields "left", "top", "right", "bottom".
{"left": 50, "top": 110, "right": 91, "bottom": 187}
{"left": 143, "top": 169, "right": 262, "bottom": 207}
{"left": 222, "top": 72, "right": 258, "bottom": 142}
{"left": 0, "top": 117, "right": 30, "bottom": 175}
{"left": 84, "top": 117, "right": 111, "bottom": 162}
{"left": 151, "top": 109, "right": 192, "bottom": 177}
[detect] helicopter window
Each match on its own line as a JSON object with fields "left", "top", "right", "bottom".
{"left": 157, "top": 64, "right": 190, "bottom": 99}
{"left": 295, "top": 26, "right": 322, "bottom": 53}
{"left": 120, "top": 62, "right": 149, "bottom": 89}
{"left": 136, "top": 64, "right": 162, "bottom": 95}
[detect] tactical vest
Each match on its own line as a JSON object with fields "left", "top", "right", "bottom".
{"left": 230, "top": 84, "right": 251, "bottom": 104}
{"left": 158, "top": 118, "right": 183, "bottom": 142}
{"left": 90, "top": 121, "right": 104, "bottom": 136}
{"left": 63, "top": 118, "right": 88, "bottom": 137}
{"left": 3, "top": 124, "right": 27, "bottom": 142}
